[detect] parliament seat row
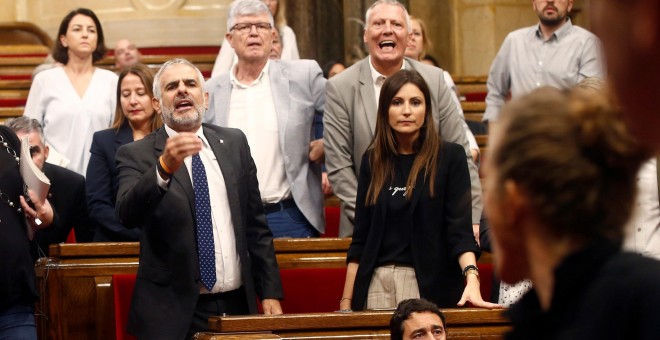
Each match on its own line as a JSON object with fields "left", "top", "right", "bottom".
{"left": 37, "top": 240, "right": 494, "bottom": 340}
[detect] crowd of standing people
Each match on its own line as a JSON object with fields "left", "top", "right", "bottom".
{"left": 2, "top": 0, "right": 660, "bottom": 339}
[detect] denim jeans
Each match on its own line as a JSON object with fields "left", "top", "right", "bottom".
{"left": 265, "top": 204, "right": 319, "bottom": 238}
{"left": 0, "top": 304, "right": 37, "bottom": 340}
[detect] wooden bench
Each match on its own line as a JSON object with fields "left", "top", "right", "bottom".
{"left": 199, "top": 309, "right": 510, "bottom": 339}
{"left": 36, "top": 239, "right": 350, "bottom": 340}
{"left": 454, "top": 75, "right": 488, "bottom": 102}
{"left": 37, "top": 240, "right": 494, "bottom": 340}
{"left": 0, "top": 106, "right": 23, "bottom": 123}
{"left": 462, "top": 101, "right": 485, "bottom": 123}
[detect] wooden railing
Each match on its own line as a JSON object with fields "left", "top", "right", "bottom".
{"left": 198, "top": 309, "right": 510, "bottom": 339}
{"left": 36, "top": 239, "right": 493, "bottom": 340}
{"left": 36, "top": 239, "right": 350, "bottom": 340}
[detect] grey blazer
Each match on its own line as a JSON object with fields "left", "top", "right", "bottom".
{"left": 324, "top": 57, "right": 483, "bottom": 236}
{"left": 205, "top": 59, "right": 326, "bottom": 234}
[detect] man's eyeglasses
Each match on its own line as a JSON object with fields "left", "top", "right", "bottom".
{"left": 230, "top": 22, "right": 272, "bottom": 34}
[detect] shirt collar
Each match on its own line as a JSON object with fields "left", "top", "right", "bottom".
{"left": 164, "top": 124, "right": 209, "bottom": 148}
{"left": 368, "top": 56, "right": 405, "bottom": 86}
{"left": 230, "top": 60, "right": 270, "bottom": 89}
{"left": 534, "top": 17, "right": 573, "bottom": 42}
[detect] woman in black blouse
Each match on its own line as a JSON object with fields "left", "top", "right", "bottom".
{"left": 340, "top": 70, "right": 496, "bottom": 311}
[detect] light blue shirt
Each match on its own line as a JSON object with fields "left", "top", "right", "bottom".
{"left": 484, "top": 19, "right": 604, "bottom": 121}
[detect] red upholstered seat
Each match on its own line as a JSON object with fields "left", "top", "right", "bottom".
{"left": 477, "top": 263, "right": 493, "bottom": 302}
{"left": 113, "top": 274, "right": 137, "bottom": 340}
{"left": 65, "top": 229, "right": 76, "bottom": 243}
{"left": 463, "top": 92, "right": 487, "bottom": 102}
{"left": 277, "top": 267, "right": 346, "bottom": 313}
{"left": 322, "top": 206, "right": 340, "bottom": 238}
{"left": 0, "top": 99, "right": 26, "bottom": 107}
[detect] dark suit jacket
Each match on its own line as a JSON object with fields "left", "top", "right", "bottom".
{"left": 116, "top": 125, "right": 283, "bottom": 339}
{"left": 33, "top": 162, "right": 92, "bottom": 259}
{"left": 86, "top": 123, "right": 140, "bottom": 241}
{"left": 347, "top": 142, "right": 479, "bottom": 309}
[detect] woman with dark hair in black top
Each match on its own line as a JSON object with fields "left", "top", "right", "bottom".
{"left": 339, "top": 70, "right": 498, "bottom": 311}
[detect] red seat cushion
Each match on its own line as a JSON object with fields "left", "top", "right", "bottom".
{"left": 477, "top": 263, "right": 493, "bottom": 302}
{"left": 463, "top": 92, "right": 487, "bottom": 102}
{"left": 113, "top": 274, "right": 137, "bottom": 340}
{"left": 322, "top": 206, "right": 340, "bottom": 238}
{"left": 278, "top": 267, "right": 345, "bottom": 313}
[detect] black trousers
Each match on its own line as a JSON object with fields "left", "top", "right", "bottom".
{"left": 186, "top": 287, "right": 249, "bottom": 339}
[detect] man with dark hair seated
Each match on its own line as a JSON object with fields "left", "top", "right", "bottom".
{"left": 390, "top": 298, "right": 446, "bottom": 340}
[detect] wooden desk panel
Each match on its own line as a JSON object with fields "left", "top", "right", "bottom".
{"left": 36, "top": 239, "right": 350, "bottom": 340}
{"left": 205, "top": 309, "right": 510, "bottom": 340}
{"left": 36, "top": 240, "right": 495, "bottom": 340}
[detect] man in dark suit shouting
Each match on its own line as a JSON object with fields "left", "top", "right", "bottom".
{"left": 116, "top": 58, "right": 283, "bottom": 339}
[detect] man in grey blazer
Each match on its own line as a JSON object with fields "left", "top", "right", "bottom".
{"left": 205, "top": 0, "right": 325, "bottom": 237}
{"left": 324, "top": 0, "right": 483, "bottom": 237}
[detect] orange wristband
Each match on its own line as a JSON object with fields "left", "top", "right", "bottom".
{"left": 159, "top": 156, "right": 173, "bottom": 175}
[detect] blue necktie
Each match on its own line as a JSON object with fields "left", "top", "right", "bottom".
{"left": 192, "top": 153, "right": 216, "bottom": 291}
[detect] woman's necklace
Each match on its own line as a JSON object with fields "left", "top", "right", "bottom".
{"left": 0, "top": 133, "right": 23, "bottom": 216}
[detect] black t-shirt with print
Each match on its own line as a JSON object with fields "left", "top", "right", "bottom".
{"left": 377, "top": 153, "right": 416, "bottom": 266}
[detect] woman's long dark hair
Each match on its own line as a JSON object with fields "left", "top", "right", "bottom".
{"left": 365, "top": 69, "right": 440, "bottom": 205}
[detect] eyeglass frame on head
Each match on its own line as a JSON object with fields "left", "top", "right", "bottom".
{"left": 230, "top": 22, "right": 272, "bottom": 34}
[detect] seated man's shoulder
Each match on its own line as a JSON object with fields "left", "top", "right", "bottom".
{"left": 44, "top": 162, "right": 84, "bottom": 183}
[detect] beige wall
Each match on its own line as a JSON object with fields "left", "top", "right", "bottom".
{"left": 0, "top": 0, "right": 19, "bottom": 21}
{"left": 2, "top": 0, "right": 232, "bottom": 48}
{"left": 411, "top": 0, "right": 590, "bottom": 76}
{"left": 411, "top": 0, "right": 537, "bottom": 76}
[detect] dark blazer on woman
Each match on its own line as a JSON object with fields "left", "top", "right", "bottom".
{"left": 86, "top": 123, "right": 140, "bottom": 241}
{"left": 348, "top": 141, "right": 479, "bottom": 310}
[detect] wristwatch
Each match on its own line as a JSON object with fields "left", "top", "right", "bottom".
{"left": 463, "top": 264, "right": 480, "bottom": 281}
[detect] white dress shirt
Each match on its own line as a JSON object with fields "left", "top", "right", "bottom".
{"left": 625, "top": 159, "right": 660, "bottom": 260}
{"left": 227, "top": 61, "right": 291, "bottom": 204}
{"left": 158, "top": 124, "right": 242, "bottom": 293}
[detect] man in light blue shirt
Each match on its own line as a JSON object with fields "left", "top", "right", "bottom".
{"left": 484, "top": 0, "right": 604, "bottom": 122}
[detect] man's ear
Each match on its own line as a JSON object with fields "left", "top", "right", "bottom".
{"left": 152, "top": 97, "right": 161, "bottom": 113}
{"left": 43, "top": 144, "right": 49, "bottom": 161}
{"left": 226, "top": 33, "right": 234, "bottom": 49}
